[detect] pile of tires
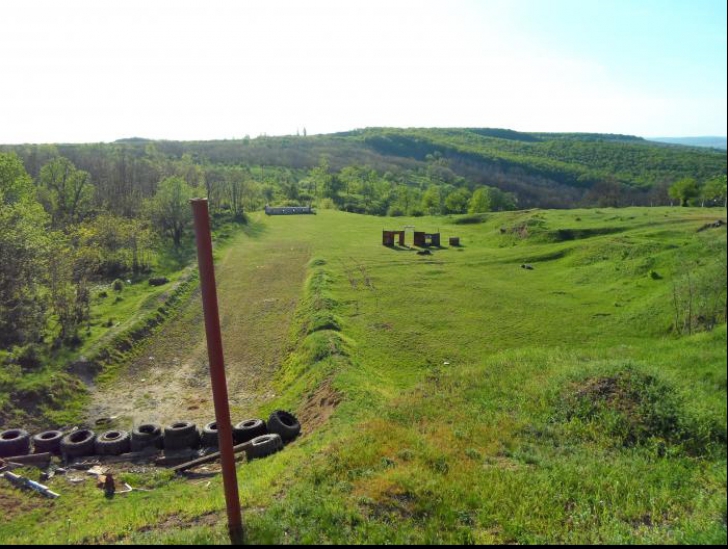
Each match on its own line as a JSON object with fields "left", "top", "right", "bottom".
{"left": 0, "top": 409, "right": 302, "bottom": 461}
{"left": 242, "top": 411, "right": 301, "bottom": 461}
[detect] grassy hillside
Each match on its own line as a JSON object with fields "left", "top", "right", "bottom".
{"left": 1, "top": 207, "right": 726, "bottom": 544}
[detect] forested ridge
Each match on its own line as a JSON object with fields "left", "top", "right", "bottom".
{"left": 3, "top": 127, "right": 726, "bottom": 217}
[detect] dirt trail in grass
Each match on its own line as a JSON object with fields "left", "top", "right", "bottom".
{"left": 86, "top": 234, "right": 310, "bottom": 428}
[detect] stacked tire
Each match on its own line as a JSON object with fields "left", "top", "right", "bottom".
{"left": 0, "top": 429, "right": 31, "bottom": 458}
{"left": 245, "top": 434, "right": 284, "bottom": 460}
{"left": 266, "top": 410, "right": 301, "bottom": 443}
{"left": 60, "top": 429, "right": 96, "bottom": 460}
{"left": 130, "top": 423, "right": 164, "bottom": 452}
{"left": 95, "top": 430, "right": 131, "bottom": 456}
{"left": 32, "top": 430, "right": 64, "bottom": 455}
{"left": 201, "top": 421, "right": 231, "bottom": 448}
{"left": 233, "top": 419, "right": 267, "bottom": 445}
{"left": 243, "top": 411, "right": 300, "bottom": 461}
{"left": 163, "top": 421, "right": 200, "bottom": 451}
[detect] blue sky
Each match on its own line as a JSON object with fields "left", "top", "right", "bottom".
{"left": 1, "top": 0, "right": 726, "bottom": 143}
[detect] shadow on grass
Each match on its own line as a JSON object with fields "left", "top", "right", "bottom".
{"left": 241, "top": 218, "right": 269, "bottom": 240}
{"left": 157, "top": 241, "right": 197, "bottom": 273}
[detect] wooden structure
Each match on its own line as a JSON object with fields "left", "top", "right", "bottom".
{"left": 413, "top": 231, "right": 440, "bottom": 247}
{"left": 382, "top": 230, "right": 406, "bottom": 247}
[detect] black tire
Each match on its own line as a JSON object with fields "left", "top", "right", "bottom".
{"left": 95, "top": 430, "right": 131, "bottom": 456}
{"left": 130, "top": 423, "right": 164, "bottom": 452}
{"left": 0, "top": 429, "right": 31, "bottom": 458}
{"left": 164, "top": 421, "right": 200, "bottom": 451}
{"left": 233, "top": 419, "right": 267, "bottom": 444}
{"left": 32, "top": 430, "right": 64, "bottom": 454}
{"left": 200, "top": 421, "right": 231, "bottom": 448}
{"left": 61, "top": 429, "right": 96, "bottom": 460}
{"left": 267, "top": 410, "right": 301, "bottom": 444}
{"left": 245, "top": 434, "right": 283, "bottom": 460}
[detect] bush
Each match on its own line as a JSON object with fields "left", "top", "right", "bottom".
{"left": 453, "top": 214, "right": 488, "bottom": 225}
{"left": 317, "top": 198, "right": 337, "bottom": 210}
{"left": 112, "top": 279, "right": 124, "bottom": 292}
{"left": 13, "top": 344, "right": 44, "bottom": 371}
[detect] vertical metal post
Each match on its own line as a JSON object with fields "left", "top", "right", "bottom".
{"left": 190, "top": 198, "right": 243, "bottom": 544}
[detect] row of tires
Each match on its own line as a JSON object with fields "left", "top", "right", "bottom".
{"left": 0, "top": 410, "right": 301, "bottom": 461}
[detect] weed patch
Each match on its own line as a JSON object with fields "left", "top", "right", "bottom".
{"left": 554, "top": 364, "right": 726, "bottom": 456}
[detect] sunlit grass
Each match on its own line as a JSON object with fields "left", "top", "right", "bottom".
{"left": 1, "top": 206, "right": 725, "bottom": 544}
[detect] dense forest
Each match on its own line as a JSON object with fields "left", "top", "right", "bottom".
{"left": 1, "top": 127, "right": 726, "bottom": 366}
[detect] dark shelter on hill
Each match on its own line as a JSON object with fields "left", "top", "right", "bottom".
{"left": 413, "top": 231, "right": 440, "bottom": 247}
{"left": 265, "top": 205, "right": 315, "bottom": 215}
{"left": 382, "top": 230, "right": 406, "bottom": 246}
{"left": 382, "top": 229, "right": 441, "bottom": 247}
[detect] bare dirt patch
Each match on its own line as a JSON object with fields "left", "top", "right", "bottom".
{"left": 297, "top": 378, "right": 343, "bottom": 434}
{"left": 85, "top": 237, "right": 310, "bottom": 429}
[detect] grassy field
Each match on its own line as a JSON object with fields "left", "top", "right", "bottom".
{"left": 1, "top": 207, "right": 726, "bottom": 544}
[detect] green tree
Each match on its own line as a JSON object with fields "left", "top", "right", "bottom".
{"left": 701, "top": 175, "right": 727, "bottom": 208}
{"left": 469, "top": 187, "right": 492, "bottom": 213}
{"left": 444, "top": 188, "right": 471, "bottom": 214}
{"left": 469, "top": 186, "right": 517, "bottom": 213}
{"left": 0, "top": 153, "right": 51, "bottom": 346}
{"left": 47, "top": 232, "right": 91, "bottom": 342}
{"left": 37, "top": 157, "right": 95, "bottom": 227}
{"left": 309, "top": 156, "right": 332, "bottom": 201}
{"left": 226, "top": 167, "right": 250, "bottom": 220}
{"left": 82, "top": 213, "right": 155, "bottom": 276}
{"left": 668, "top": 177, "right": 700, "bottom": 207}
{"left": 146, "top": 176, "right": 196, "bottom": 248}
{"left": 421, "top": 186, "right": 442, "bottom": 215}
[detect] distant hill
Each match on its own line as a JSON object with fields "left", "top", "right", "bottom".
{"left": 649, "top": 136, "right": 727, "bottom": 150}
{"left": 3, "top": 127, "right": 727, "bottom": 211}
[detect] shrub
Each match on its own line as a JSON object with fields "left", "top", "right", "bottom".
{"left": 14, "top": 344, "right": 43, "bottom": 371}
{"left": 112, "top": 279, "right": 124, "bottom": 292}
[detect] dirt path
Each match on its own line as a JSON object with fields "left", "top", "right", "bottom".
{"left": 86, "top": 233, "right": 310, "bottom": 428}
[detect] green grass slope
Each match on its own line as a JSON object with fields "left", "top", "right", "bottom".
{"left": 1, "top": 207, "right": 725, "bottom": 544}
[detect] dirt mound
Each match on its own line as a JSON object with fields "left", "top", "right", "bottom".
{"left": 558, "top": 367, "right": 725, "bottom": 455}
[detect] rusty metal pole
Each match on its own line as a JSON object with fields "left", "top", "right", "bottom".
{"left": 190, "top": 198, "right": 243, "bottom": 544}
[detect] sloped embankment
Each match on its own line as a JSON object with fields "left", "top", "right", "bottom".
{"left": 279, "top": 258, "right": 352, "bottom": 433}
{"left": 0, "top": 272, "right": 198, "bottom": 432}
